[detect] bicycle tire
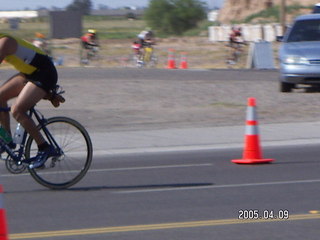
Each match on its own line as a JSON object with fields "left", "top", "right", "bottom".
{"left": 132, "top": 54, "right": 142, "bottom": 68}
{"left": 25, "top": 117, "right": 93, "bottom": 189}
{"left": 79, "top": 44, "right": 89, "bottom": 65}
{"left": 149, "top": 54, "right": 158, "bottom": 68}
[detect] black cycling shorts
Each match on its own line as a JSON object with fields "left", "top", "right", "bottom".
{"left": 24, "top": 53, "right": 58, "bottom": 93}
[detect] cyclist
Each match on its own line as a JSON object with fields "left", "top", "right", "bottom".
{"left": 0, "top": 33, "right": 59, "bottom": 168}
{"left": 137, "top": 28, "right": 156, "bottom": 62}
{"left": 81, "top": 29, "right": 99, "bottom": 50}
{"left": 137, "top": 27, "right": 155, "bottom": 47}
{"left": 227, "top": 26, "right": 245, "bottom": 64}
{"left": 229, "top": 26, "right": 244, "bottom": 47}
{"left": 80, "top": 29, "right": 100, "bottom": 63}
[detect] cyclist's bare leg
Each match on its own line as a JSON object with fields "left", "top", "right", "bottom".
{"left": 11, "top": 81, "right": 47, "bottom": 146}
{"left": 0, "top": 73, "right": 26, "bottom": 135}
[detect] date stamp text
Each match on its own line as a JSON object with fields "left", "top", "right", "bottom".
{"left": 238, "top": 209, "right": 289, "bottom": 220}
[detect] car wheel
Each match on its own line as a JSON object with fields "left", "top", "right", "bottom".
{"left": 280, "top": 82, "right": 294, "bottom": 92}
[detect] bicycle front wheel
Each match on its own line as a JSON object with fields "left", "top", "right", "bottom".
{"left": 25, "top": 117, "right": 93, "bottom": 189}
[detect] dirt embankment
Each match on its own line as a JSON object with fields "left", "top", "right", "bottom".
{"left": 218, "top": 0, "right": 316, "bottom": 23}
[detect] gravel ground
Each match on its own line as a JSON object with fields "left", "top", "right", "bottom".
{"left": 20, "top": 67, "right": 320, "bottom": 133}
{"left": 2, "top": 36, "right": 319, "bottom": 134}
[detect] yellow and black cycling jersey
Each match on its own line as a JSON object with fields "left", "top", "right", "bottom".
{"left": 0, "top": 33, "right": 46, "bottom": 75}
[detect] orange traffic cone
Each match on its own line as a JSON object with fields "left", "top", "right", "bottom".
{"left": 0, "top": 185, "right": 8, "bottom": 240}
{"left": 231, "top": 97, "right": 274, "bottom": 164}
{"left": 179, "top": 52, "right": 188, "bottom": 69}
{"left": 167, "top": 49, "right": 176, "bottom": 69}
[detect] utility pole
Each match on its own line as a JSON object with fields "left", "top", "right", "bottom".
{"left": 280, "top": 0, "right": 286, "bottom": 35}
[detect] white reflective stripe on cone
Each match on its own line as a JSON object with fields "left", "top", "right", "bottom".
{"left": 246, "top": 106, "right": 257, "bottom": 121}
{"left": 245, "top": 125, "right": 259, "bottom": 135}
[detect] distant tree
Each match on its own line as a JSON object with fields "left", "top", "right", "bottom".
{"left": 66, "top": 0, "right": 92, "bottom": 15}
{"left": 144, "top": 0, "right": 207, "bottom": 35}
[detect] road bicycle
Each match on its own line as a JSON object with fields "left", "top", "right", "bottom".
{"left": 80, "top": 45, "right": 101, "bottom": 66}
{"left": 131, "top": 51, "right": 143, "bottom": 67}
{"left": 133, "top": 43, "right": 157, "bottom": 68}
{"left": 225, "top": 41, "right": 246, "bottom": 66}
{"left": 142, "top": 44, "right": 158, "bottom": 67}
{"left": 1, "top": 86, "right": 93, "bottom": 190}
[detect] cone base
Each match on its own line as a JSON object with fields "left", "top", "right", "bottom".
{"left": 180, "top": 64, "right": 188, "bottom": 69}
{"left": 231, "top": 158, "right": 274, "bottom": 164}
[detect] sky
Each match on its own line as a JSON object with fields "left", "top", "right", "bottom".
{"left": 0, "top": 0, "right": 224, "bottom": 10}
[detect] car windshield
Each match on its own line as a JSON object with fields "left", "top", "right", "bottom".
{"left": 286, "top": 19, "right": 320, "bottom": 42}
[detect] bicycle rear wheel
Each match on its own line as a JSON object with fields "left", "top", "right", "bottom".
{"left": 25, "top": 117, "right": 93, "bottom": 189}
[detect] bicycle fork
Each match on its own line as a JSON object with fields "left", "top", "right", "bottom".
{"left": 33, "top": 113, "right": 64, "bottom": 159}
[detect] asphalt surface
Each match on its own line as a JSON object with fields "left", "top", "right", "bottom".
{"left": 1, "top": 68, "right": 320, "bottom": 239}
{"left": 3, "top": 146, "right": 320, "bottom": 239}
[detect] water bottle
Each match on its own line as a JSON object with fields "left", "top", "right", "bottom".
{"left": 0, "top": 126, "right": 12, "bottom": 144}
{"left": 13, "top": 123, "right": 24, "bottom": 145}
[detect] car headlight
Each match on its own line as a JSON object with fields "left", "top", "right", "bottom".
{"left": 283, "top": 56, "right": 309, "bottom": 65}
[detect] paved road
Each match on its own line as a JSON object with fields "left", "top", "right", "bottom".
{"left": 2, "top": 145, "right": 320, "bottom": 240}
{"left": 0, "top": 68, "right": 320, "bottom": 239}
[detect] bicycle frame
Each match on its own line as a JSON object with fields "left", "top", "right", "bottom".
{"left": 143, "top": 46, "right": 153, "bottom": 62}
{"left": 0, "top": 83, "right": 92, "bottom": 188}
{"left": 0, "top": 107, "right": 60, "bottom": 166}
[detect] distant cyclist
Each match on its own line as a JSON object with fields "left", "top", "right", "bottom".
{"left": 81, "top": 29, "right": 99, "bottom": 50}
{"left": 80, "top": 29, "right": 100, "bottom": 63}
{"left": 136, "top": 28, "right": 156, "bottom": 62}
{"left": 227, "top": 26, "right": 246, "bottom": 64}
{"left": 137, "top": 28, "right": 156, "bottom": 48}
{"left": 229, "top": 26, "right": 244, "bottom": 47}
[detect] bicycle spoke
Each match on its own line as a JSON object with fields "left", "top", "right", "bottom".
{"left": 26, "top": 117, "right": 92, "bottom": 189}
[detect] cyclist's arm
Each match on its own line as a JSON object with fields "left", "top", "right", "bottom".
{"left": 145, "top": 38, "right": 155, "bottom": 44}
{"left": 0, "top": 37, "right": 17, "bottom": 63}
{"left": 143, "top": 40, "right": 156, "bottom": 48}
{"left": 86, "top": 42, "right": 99, "bottom": 47}
{"left": 43, "top": 87, "right": 66, "bottom": 107}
